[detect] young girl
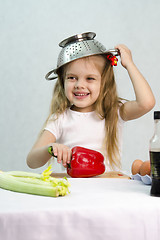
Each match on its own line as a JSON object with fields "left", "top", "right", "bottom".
{"left": 26, "top": 32, "right": 155, "bottom": 172}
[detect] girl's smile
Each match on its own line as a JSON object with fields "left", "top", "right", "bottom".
{"left": 64, "top": 56, "right": 106, "bottom": 112}
{"left": 73, "top": 91, "right": 90, "bottom": 99}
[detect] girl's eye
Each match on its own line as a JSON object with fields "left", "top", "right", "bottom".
{"left": 68, "top": 76, "right": 76, "bottom": 79}
{"left": 66, "top": 76, "right": 77, "bottom": 81}
{"left": 87, "top": 77, "right": 95, "bottom": 81}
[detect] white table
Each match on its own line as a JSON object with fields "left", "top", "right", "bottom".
{"left": 0, "top": 178, "right": 160, "bottom": 240}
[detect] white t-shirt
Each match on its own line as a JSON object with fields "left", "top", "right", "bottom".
{"left": 44, "top": 108, "right": 125, "bottom": 172}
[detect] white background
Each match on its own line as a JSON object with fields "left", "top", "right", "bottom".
{"left": 0, "top": 0, "right": 160, "bottom": 174}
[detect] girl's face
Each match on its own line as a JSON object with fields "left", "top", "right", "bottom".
{"left": 64, "top": 55, "right": 106, "bottom": 112}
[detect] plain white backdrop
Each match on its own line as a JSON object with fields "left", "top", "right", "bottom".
{"left": 0, "top": 0, "right": 160, "bottom": 174}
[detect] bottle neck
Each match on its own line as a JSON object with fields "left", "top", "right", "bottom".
{"left": 154, "top": 119, "right": 160, "bottom": 136}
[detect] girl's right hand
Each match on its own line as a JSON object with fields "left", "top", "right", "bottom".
{"left": 52, "top": 143, "right": 72, "bottom": 168}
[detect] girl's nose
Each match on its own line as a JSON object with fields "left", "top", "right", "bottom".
{"left": 75, "top": 78, "right": 85, "bottom": 89}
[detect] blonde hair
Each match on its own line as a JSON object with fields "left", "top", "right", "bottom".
{"left": 95, "top": 58, "right": 122, "bottom": 169}
{"left": 44, "top": 55, "right": 123, "bottom": 170}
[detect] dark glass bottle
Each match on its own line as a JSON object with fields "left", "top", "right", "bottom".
{"left": 149, "top": 111, "right": 160, "bottom": 196}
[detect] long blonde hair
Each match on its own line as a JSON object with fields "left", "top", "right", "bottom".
{"left": 44, "top": 55, "right": 123, "bottom": 169}
{"left": 95, "top": 58, "right": 122, "bottom": 169}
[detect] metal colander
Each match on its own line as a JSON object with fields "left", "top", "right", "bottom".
{"left": 45, "top": 32, "right": 119, "bottom": 80}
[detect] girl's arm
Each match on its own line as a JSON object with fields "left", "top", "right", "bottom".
{"left": 26, "top": 130, "right": 71, "bottom": 169}
{"left": 116, "top": 44, "right": 155, "bottom": 121}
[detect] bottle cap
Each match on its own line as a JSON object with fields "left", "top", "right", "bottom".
{"left": 154, "top": 111, "right": 160, "bottom": 119}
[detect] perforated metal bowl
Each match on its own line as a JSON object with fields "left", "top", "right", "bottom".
{"left": 45, "top": 32, "right": 119, "bottom": 80}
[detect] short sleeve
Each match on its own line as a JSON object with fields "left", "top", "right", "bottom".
{"left": 118, "top": 99, "right": 127, "bottom": 124}
{"left": 44, "top": 114, "right": 62, "bottom": 140}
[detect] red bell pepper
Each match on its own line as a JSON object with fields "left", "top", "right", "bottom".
{"left": 67, "top": 146, "right": 105, "bottom": 178}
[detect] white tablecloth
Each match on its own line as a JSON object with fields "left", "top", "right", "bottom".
{"left": 0, "top": 178, "right": 160, "bottom": 240}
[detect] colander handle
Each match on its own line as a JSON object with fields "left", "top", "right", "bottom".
{"left": 45, "top": 70, "right": 57, "bottom": 80}
{"left": 108, "top": 49, "right": 120, "bottom": 56}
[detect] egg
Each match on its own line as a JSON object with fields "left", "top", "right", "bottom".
{"left": 131, "top": 159, "right": 143, "bottom": 175}
{"left": 139, "top": 161, "right": 151, "bottom": 176}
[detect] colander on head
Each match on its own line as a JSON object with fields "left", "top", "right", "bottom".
{"left": 45, "top": 32, "right": 119, "bottom": 80}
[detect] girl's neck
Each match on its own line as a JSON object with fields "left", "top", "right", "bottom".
{"left": 70, "top": 105, "right": 95, "bottom": 113}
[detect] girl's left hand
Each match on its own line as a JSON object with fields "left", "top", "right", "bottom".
{"left": 115, "top": 44, "right": 133, "bottom": 69}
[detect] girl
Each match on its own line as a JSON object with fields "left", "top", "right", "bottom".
{"left": 26, "top": 32, "right": 155, "bottom": 172}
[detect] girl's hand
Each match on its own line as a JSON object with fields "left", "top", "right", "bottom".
{"left": 52, "top": 143, "right": 72, "bottom": 168}
{"left": 115, "top": 44, "right": 133, "bottom": 69}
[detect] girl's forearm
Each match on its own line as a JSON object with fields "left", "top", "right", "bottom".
{"left": 126, "top": 62, "right": 155, "bottom": 110}
{"left": 27, "top": 145, "right": 52, "bottom": 169}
